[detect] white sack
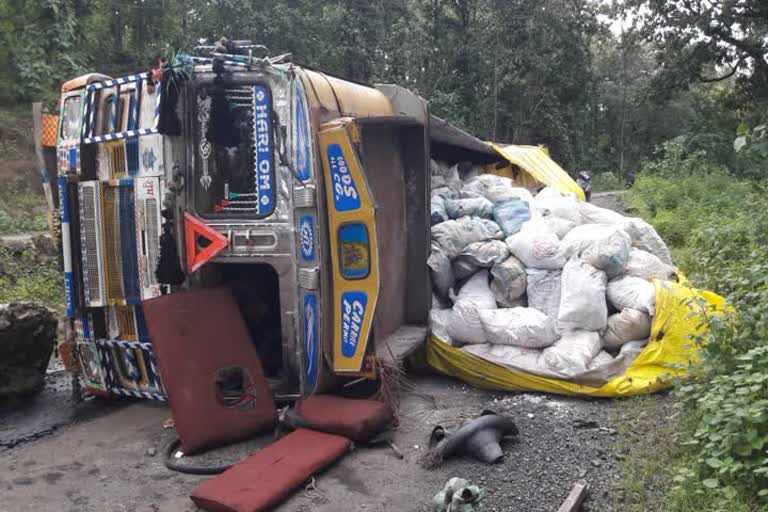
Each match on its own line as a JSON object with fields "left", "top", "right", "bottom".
{"left": 624, "top": 248, "right": 675, "bottom": 280}
{"left": 445, "top": 197, "right": 494, "bottom": 219}
{"left": 602, "top": 308, "right": 652, "bottom": 350}
{"left": 588, "top": 350, "right": 614, "bottom": 370}
{"left": 557, "top": 259, "right": 608, "bottom": 331}
{"left": 428, "top": 244, "right": 454, "bottom": 298}
{"left": 452, "top": 258, "right": 480, "bottom": 280}
{"left": 431, "top": 174, "right": 446, "bottom": 189}
{"left": 490, "top": 289, "right": 528, "bottom": 308}
{"left": 619, "top": 339, "right": 648, "bottom": 357}
{"left": 462, "top": 343, "right": 545, "bottom": 374}
{"left": 506, "top": 221, "right": 565, "bottom": 270}
{"left": 431, "top": 194, "right": 448, "bottom": 225}
{"left": 607, "top": 276, "right": 656, "bottom": 316}
{"left": 447, "top": 271, "right": 496, "bottom": 344}
{"left": 541, "top": 216, "right": 578, "bottom": 239}
{"left": 542, "top": 330, "right": 602, "bottom": 376}
{"left": 431, "top": 216, "right": 504, "bottom": 259}
{"left": 574, "top": 339, "right": 648, "bottom": 386}
{"left": 533, "top": 196, "right": 581, "bottom": 225}
{"left": 490, "top": 255, "right": 527, "bottom": 305}
{"left": 459, "top": 190, "right": 485, "bottom": 199}
{"left": 536, "top": 186, "right": 566, "bottom": 201}
{"left": 527, "top": 269, "right": 562, "bottom": 319}
{"left": 430, "top": 308, "right": 455, "bottom": 344}
{"left": 432, "top": 293, "right": 452, "bottom": 310}
{"left": 431, "top": 186, "right": 459, "bottom": 200}
{"left": 478, "top": 307, "right": 558, "bottom": 348}
{"left": 580, "top": 229, "right": 632, "bottom": 278}
{"left": 578, "top": 201, "right": 625, "bottom": 225}
{"left": 459, "top": 240, "right": 510, "bottom": 267}
{"left": 463, "top": 175, "right": 535, "bottom": 204}
{"left": 460, "top": 164, "right": 483, "bottom": 182}
{"left": 430, "top": 159, "right": 462, "bottom": 192}
{"left": 560, "top": 224, "right": 626, "bottom": 260}
{"left": 621, "top": 217, "right": 673, "bottom": 265}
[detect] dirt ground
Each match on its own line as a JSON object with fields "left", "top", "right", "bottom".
{"left": 0, "top": 370, "right": 637, "bottom": 512}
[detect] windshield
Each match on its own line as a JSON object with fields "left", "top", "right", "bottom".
{"left": 193, "top": 84, "right": 275, "bottom": 218}
{"left": 61, "top": 95, "right": 82, "bottom": 141}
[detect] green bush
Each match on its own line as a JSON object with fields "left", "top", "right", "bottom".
{"left": 0, "top": 243, "right": 62, "bottom": 311}
{"left": 591, "top": 171, "right": 624, "bottom": 192}
{"left": 0, "top": 177, "right": 48, "bottom": 236}
{"left": 666, "top": 202, "right": 768, "bottom": 509}
{"left": 628, "top": 139, "right": 768, "bottom": 508}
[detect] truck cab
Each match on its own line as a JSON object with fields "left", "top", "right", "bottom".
{"left": 54, "top": 46, "right": 436, "bottom": 401}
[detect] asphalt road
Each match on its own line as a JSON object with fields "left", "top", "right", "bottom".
{"left": 0, "top": 374, "right": 632, "bottom": 512}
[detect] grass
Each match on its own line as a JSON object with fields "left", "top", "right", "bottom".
{"left": 0, "top": 243, "right": 63, "bottom": 312}
{"left": 0, "top": 107, "right": 49, "bottom": 236}
{"left": 610, "top": 395, "right": 754, "bottom": 512}
{"left": 615, "top": 172, "right": 765, "bottom": 511}
{"left": 0, "top": 107, "right": 35, "bottom": 160}
{"left": 611, "top": 394, "right": 680, "bottom": 511}
{"left": 592, "top": 172, "right": 625, "bottom": 192}
{"left": 0, "top": 179, "right": 49, "bottom": 236}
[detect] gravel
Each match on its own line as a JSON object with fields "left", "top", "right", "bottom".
{"left": 418, "top": 389, "right": 621, "bottom": 512}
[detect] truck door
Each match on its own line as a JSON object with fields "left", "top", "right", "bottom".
{"left": 318, "top": 120, "right": 380, "bottom": 374}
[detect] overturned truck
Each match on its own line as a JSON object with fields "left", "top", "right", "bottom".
{"left": 41, "top": 41, "right": 720, "bottom": 403}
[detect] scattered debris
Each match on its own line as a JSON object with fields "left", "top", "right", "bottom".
{"left": 557, "top": 480, "right": 590, "bottom": 512}
{"left": 572, "top": 418, "right": 599, "bottom": 429}
{"left": 432, "top": 477, "right": 483, "bottom": 512}
{"left": 368, "top": 431, "right": 404, "bottom": 460}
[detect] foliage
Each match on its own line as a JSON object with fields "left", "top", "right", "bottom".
{"left": 628, "top": 134, "right": 768, "bottom": 507}
{"left": 672, "top": 337, "right": 768, "bottom": 508}
{"left": 0, "top": 242, "right": 62, "bottom": 311}
{"left": 0, "top": 0, "right": 757, "bottom": 176}
{"left": 0, "top": 178, "right": 49, "bottom": 236}
{"left": 590, "top": 171, "right": 624, "bottom": 192}
{"left": 734, "top": 121, "right": 768, "bottom": 182}
{"left": 627, "top": 172, "right": 738, "bottom": 253}
{"left": 628, "top": 0, "right": 768, "bottom": 101}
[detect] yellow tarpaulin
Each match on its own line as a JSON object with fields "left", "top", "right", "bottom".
{"left": 427, "top": 280, "right": 726, "bottom": 397}
{"left": 491, "top": 144, "right": 586, "bottom": 201}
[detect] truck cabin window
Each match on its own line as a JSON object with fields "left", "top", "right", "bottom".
{"left": 193, "top": 84, "right": 275, "bottom": 218}
{"left": 61, "top": 95, "right": 82, "bottom": 141}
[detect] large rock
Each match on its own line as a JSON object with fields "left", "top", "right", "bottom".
{"left": 0, "top": 303, "right": 57, "bottom": 400}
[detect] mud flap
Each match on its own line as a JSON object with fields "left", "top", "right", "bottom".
{"left": 318, "top": 120, "right": 380, "bottom": 374}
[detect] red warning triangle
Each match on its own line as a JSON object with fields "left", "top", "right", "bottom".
{"left": 184, "top": 213, "right": 229, "bottom": 273}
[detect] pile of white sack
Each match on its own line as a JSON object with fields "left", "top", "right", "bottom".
{"left": 428, "top": 159, "right": 677, "bottom": 385}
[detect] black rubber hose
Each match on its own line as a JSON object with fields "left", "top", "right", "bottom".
{"left": 422, "top": 413, "right": 518, "bottom": 468}
{"left": 437, "top": 414, "right": 518, "bottom": 458}
{"left": 162, "top": 437, "right": 234, "bottom": 475}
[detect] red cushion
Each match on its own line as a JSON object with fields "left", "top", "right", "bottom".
{"left": 143, "top": 287, "right": 275, "bottom": 454}
{"left": 190, "top": 429, "right": 351, "bottom": 512}
{"left": 294, "top": 395, "right": 392, "bottom": 442}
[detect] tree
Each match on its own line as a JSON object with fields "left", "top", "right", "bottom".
{"left": 630, "top": 0, "right": 768, "bottom": 100}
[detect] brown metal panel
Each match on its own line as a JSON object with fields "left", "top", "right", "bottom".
{"left": 61, "top": 73, "right": 112, "bottom": 92}
{"left": 358, "top": 124, "right": 407, "bottom": 343}
{"left": 143, "top": 287, "right": 275, "bottom": 453}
